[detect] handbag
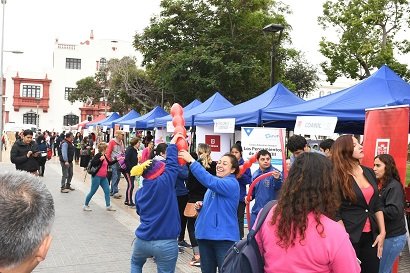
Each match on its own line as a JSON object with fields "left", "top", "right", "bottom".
{"left": 184, "top": 202, "right": 198, "bottom": 218}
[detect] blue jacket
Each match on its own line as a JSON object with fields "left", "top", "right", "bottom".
{"left": 175, "top": 165, "right": 189, "bottom": 196}
{"left": 250, "top": 165, "right": 282, "bottom": 226}
{"left": 190, "top": 161, "right": 240, "bottom": 242}
{"left": 238, "top": 158, "right": 252, "bottom": 202}
{"left": 135, "top": 144, "right": 181, "bottom": 240}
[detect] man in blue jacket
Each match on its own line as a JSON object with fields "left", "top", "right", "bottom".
{"left": 247, "top": 150, "right": 282, "bottom": 227}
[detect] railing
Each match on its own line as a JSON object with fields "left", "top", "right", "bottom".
{"left": 57, "top": 44, "right": 76, "bottom": 50}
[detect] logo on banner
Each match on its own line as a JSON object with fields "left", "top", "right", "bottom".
{"left": 375, "top": 138, "right": 390, "bottom": 155}
{"left": 205, "top": 135, "right": 221, "bottom": 152}
{"left": 243, "top": 128, "right": 254, "bottom": 136}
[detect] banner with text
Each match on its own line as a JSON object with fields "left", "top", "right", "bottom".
{"left": 362, "top": 105, "right": 409, "bottom": 184}
{"left": 241, "top": 127, "right": 286, "bottom": 174}
{"left": 214, "top": 118, "right": 235, "bottom": 133}
{"left": 294, "top": 116, "right": 337, "bottom": 136}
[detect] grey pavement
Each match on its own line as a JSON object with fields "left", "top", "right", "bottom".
{"left": 1, "top": 153, "right": 410, "bottom": 273}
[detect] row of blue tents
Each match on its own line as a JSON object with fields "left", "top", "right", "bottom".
{"left": 85, "top": 65, "right": 410, "bottom": 134}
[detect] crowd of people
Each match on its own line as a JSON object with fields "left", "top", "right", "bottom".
{"left": 3, "top": 128, "right": 409, "bottom": 273}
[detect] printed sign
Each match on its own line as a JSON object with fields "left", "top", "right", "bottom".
{"left": 214, "top": 118, "right": 235, "bottom": 133}
{"left": 294, "top": 116, "right": 337, "bottom": 136}
{"left": 375, "top": 138, "right": 390, "bottom": 155}
{"left": 205, "top": 135, "right": 221, "bottom": 152}
{"left": 103, "top": 126, "right": 108, "bottom": 132}
{"left": 123, "top": 125, "right": 130, "bottom": 132}
{"left": 166, "top": 121, "right": 175, "bottom": 133}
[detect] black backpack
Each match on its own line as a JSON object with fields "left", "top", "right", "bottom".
{"left": 221, "top": 200, "right": 277, "bottom": 273}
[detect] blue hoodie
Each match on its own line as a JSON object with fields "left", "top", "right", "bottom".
{"left": 250, "top": 165, "right": 282, "bottom": 226}
{"left": 238, "top": 158, "right": 252, "bottom": 202}
{"left": 175, "top": 164, "right": 189, "bottom": 196}
{"left": 190, "top": 161, "right": 240, "bottom": 242}
{"left": 135, "top": 144, "right": 181, "bottom": 240}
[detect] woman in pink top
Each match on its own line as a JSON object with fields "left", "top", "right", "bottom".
{"left": 332, "top": 135, "right": 385, "bottom": 273}
{"left": 83, "top": 142, "right": 117, "bottom": 212}
{"left": 255, "top": 152, "right": 360, "bottom": 273}
{"left": 140, "top": 141, "right": 154, "bottom": 163}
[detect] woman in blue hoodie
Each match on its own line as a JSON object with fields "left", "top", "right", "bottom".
{"left": 130, "top": 134, "right": 183, "bottom": 273}
{"left": 230, "top": 144, "right": 252, "bottom": 240}
{"left": 179, "top": 150, "right": 240, "bottom": 273}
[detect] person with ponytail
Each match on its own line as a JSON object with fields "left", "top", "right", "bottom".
{"left": 373, "top": 154, "right": 406, "bottom": 273}
{"left": 129, "top": 133, "right": 183, "bottom": 273}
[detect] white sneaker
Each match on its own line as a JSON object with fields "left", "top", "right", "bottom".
{"left": 106, "top": 206, "right": 116, "bottom": 211}
{"left": 83, "top": 205, "right": 92, "bottom": 211}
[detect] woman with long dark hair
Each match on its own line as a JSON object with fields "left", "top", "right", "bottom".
{"left": 373, "top": 154, "right": 406, "bottom": 273}
{"left": 255, "top": 152, "right": 360, "bottom": 272}
{"left": 36, "top": 134, "right": 48, "bottom": 176}
{"left": 332, "top": 135, "right": 385, "bottom": 273}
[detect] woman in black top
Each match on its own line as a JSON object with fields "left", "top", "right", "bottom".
{"left": 331, "top": 135, "right": 386, "bottom": 273}
{"left": 373, "top": 154, "right": 407, "bottom": 273}
{"left": 123, "top": 137, "right": 141, "bottom": 207}
{"left": 186, "top": 143, "right": 216, "bottom": 267}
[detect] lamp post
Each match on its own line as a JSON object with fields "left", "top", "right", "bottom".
{"left": 0, "top": 0, "right": 24, "bottom": 161}
{"left": 263, "top": 23, "right": 284, "bottom": 87}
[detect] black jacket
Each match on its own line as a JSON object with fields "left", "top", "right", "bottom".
{"left": 379, "top": 178, "right": 407, "bottom": 238}
{"left": 90, "top": 153, "right": 117, "bottom": 177}
{"left": 186, "top": 160, "right": 216, "bottom": 202}
{"left": 10, "top": 140, "right": 39, "bottom": 172}
{"left": 124, "top": 146, "right": 138, "bottom": 173}
{"left": 336, "top": 166, "right": 383, "bottom": 243}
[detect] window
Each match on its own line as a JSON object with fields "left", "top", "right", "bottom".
{"left": 22, "top": 85, "right": 41, "bottom": 98}
{"left": 100, "top": 57, "right": 107, "bottom": 69}
{"left": 66, "top": 58, "right": 81, "bottom": 69}
{"left": 23, "top": 112, "right": 38, "bottom": 125}
{"left": 87, "top": 115, "right": 93, "bottom": 121}
{"left": 63, "top": 114, "right": 79, "bottom": 126}
{"left": 65, "top": 87, "right": 75, "bottom": 100}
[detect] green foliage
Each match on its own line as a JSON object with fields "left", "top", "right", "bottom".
{"left": 134, "top": 0, "right": 317, "bottom": 105}
{"left": 319, "top": 0, "right": 410, "bottom": 83}
{"left": 68, "top": 77, "right": 102, "bottom": 105}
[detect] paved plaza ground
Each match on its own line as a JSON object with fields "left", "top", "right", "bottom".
{"left": 1, "top": 152, "right": 409, "bottom": 273}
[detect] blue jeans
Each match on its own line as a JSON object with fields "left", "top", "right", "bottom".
{"left": 379, "top": 234, "right": 406, "bottom": 273}
{"left": 110, "top": 162, "right": 121, "bottom": 194}
{"left": 197, "top": 239, "right": 234, "bottom": 273}
{"left": 85, "top": 175, "right": 110, "bottom": 207}
{"left": 130, "top": 237, "right": 178, "bottom": 273}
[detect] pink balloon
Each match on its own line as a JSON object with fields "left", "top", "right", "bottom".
{"left": 172, "top": 115, "right": 185, "bottom": 127}
{"left": 170, "top": 103, "right": 183, "bottom": 117}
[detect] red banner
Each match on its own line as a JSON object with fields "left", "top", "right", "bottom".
{"left": 205, "top": 135, "right": 221, "bottom": 152}
{"left": 362, "top": 105, "right": 409, "bottom": 184}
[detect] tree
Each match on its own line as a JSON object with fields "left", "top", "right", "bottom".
{"left": 68, "top": 57, "right": 161, "bottom": 113}
{"left": 134, "top": 0, "right": 300, "bottom": 105}
{"left": 318, "top": 0, "right": 410, "bottom": 83}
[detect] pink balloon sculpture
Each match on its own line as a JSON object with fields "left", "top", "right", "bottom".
{"left": 170, "top": 103, "right": 187, "bottom": 165}
{"left": 238, "top": 153, "right": 258, "bottom": 176}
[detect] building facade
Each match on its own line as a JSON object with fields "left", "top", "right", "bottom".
{"left": 3, "top": 31, "right": 137, "bottom": 132}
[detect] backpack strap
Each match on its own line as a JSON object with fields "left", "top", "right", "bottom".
{"left": 247, "top": 200, "right": 277, "bottom": 241}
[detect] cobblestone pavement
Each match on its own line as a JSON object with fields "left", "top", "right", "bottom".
{"left": 1, "top": 153, "right": 409, "bottom": 273}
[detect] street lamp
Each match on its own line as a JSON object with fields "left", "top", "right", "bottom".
{"left": 0, "top": 0, "right": 24, "bottom": 161}
{"left": 263, "top": 23, "right": 284, "bottom": 87}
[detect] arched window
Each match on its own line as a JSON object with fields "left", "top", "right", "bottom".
{"left": 63, "top": 114, "right": 79, "bottom": 126}
{"left": 23, "top": 112, "right": 38, "bottom": 125}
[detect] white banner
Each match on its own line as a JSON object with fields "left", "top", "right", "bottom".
{"left": 214, "top": 118, "right": 235, "bottom": 133}
{"left": 166, "top": 121, "right": 175, "bottom": 133}
{"left": 103, "top": 126, "right": 108, "bottom": 132}
{"left": 241, "top": 127, "right": 285, "bottom": 173}
{"left": 123, "top": 125, "right": 130, "bottom": 132}
{"left": 294, "top": 116, "right": 337, "bottom": 136}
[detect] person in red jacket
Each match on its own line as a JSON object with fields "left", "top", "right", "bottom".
{"left": 106, "top": 130, "right": 125, "bottom": 199}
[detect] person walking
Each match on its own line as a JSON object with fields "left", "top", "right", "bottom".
{"left": 79, "top": 136, "right": 93, "bottom": 170}
{"left": 58, "top": 132, "right": 75, "bottom": 193}
{"left": 331, "top": 135, "right": 386, "bottom": 273}
{"left": 73, "top": 132, "right": 82, "bottom": 164}
{"left": 83, "top": 142, "right": 117, "bottom": 212}
{"left": 179, "top": 150, "right": 240, "bottom": 273}
{"left": 255, "top": 152, "right": 360, "bottom": 273}
{"left": 373, "top": 154, "right": 407, "bottom": 273}
{"left": 123, "top": 137, "right": 141, "bottom": 207}
{"left": 106, "top": 130, "right": 125, "bottom": 199}
{"left": 10, "top": 129, "right": 40, "bottom": 175}
{"left": 36, "top": 134, "right": 48, "bottom": 177}
{"left": 130, "top": 133, "right": 183, "bottom": 273}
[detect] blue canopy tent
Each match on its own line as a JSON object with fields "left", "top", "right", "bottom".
{"left": 150, "top": 92, "right": 233, "bottom": 128}
{"left": 184, "top": 99, "right": 202, "bottom": 111}
{"left": 261, "top": 65, "right": 410, "bottom": 134}
{"left": 100, "top": 109, "right": 140, "bottom": 129}
{"left": 85, "top": 113, "right": 121, "bottom": 128}
{"left": 119, "top": 106, "right": 168, "bottom": 129}
{"left": 194, "top": 83, "right": 304, "bottom": 127}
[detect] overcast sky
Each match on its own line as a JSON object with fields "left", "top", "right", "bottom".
{"left": 1, "top": 0, "right": 407, "bottom": 79}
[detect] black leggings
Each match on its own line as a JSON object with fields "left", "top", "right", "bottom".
{"left": 187, "top": 216, "right": 198, "bottom": 248}
{"left": 352, "top": 232, "right": 379, "bottom": 273}
{"left": 123, "top": 172, "right": 135, "bottom": 204}
{"left": 237, "top": 201, "right": 246, "bottom": 239}
{"left": 177, "top": 195, "right": 189, "bottom": 242}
